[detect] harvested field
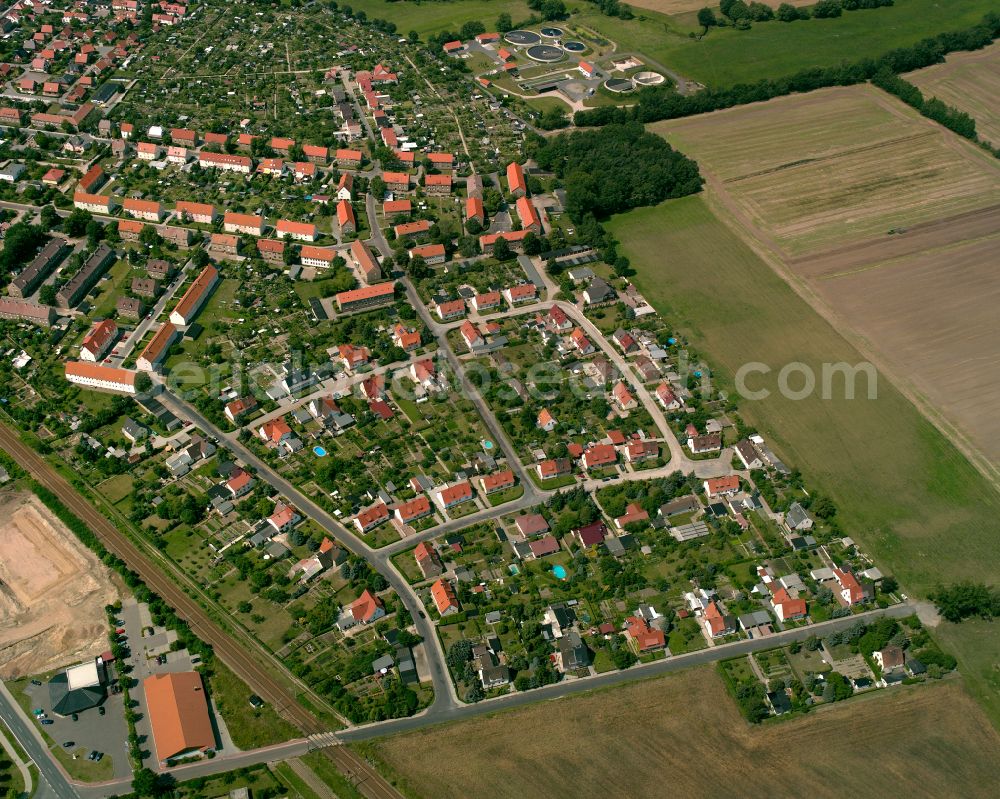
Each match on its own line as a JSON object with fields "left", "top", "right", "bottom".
{"left": 651, "top": 85, "right": 1000, "bottom": 256}
{"left": 0, "top": 492, "right": 120, "bottom": 678}
{"left": 906, "top": 42, "right": 1000, "bottom": 148}
{"left": 649, "top": 85, "right": 1000, "bottom": 480}
{"left": 369, "top": 668, "right": 1000, "bottom": 799}
{"left": 803, "top": 214, "right": 1000, "bottom": 469}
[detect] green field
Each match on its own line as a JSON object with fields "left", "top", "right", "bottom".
{"left": 608, "top": 194, "right": 1000, "bottom": 724}
{"left": 208, "top": 661, "right": 300, "bottom": 749}
{"left": 341, "top": 0, "right": 533, "bottom": 39}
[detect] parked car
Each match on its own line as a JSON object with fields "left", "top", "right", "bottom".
{"left": 71, "top": 713, "right": 78, "bottom": 721}
{"left": 98, "top": 706, "right": 106, "bottom": 716}
{"left": 30, "top": 680, "right": 41, "bottom": 686}
{"left": 40, "top": 720, "right": 53, "bottom": 726}
{"left": 62, "top": 741, "right": 74, "bottom": 748}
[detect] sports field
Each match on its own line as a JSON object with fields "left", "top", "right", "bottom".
{"left": 608, "top": 195, "right": 1000, "bottom": 726}
{"left": 368, "top": 668, "right": 1000, "bottom": 798}
{"left": 650, "top": 85, "right": 1000, "bottom": 256}
{"left": 906, "top": 41, "right": 1000, "bottom": 148}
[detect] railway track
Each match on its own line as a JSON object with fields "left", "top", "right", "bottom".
{"left": 0, "top": 423, "right": 405, "bottom": 799}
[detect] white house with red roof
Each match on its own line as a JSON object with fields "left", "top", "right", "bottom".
{"left": 80, "top": 319, "right": 117, "bottom": 361}
{"left": 834, "top": 569, "right": 865, "bottom": 605}
{"left": 259, "top": 418, "right": 292, "bottom": 444}
{"left": 268, "top": 504, "right": 301, "bottom": 533}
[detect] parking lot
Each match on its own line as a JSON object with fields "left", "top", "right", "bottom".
{"left": 21, "top": 674, "right": 131, "bottom": 780}
{"left": 120, "top": 598, "right": 238, "bottom": 768}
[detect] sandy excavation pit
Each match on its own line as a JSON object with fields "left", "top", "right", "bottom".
{"left": 0, "top": 492, "right": 120, "bottom": 678}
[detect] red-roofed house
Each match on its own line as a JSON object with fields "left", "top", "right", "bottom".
{"left": 479, "top": 469, "right": 515, "bottom": 495}
{"left": 503, "top": 283, "right": 537, "bottom": 305}
{"left": 431, "top": 578, "right": 460, "bottom": 617}
{"left": 79, "top": 319, "right": 117, "bottom": 362}
{"left": 626, "top": 616, "right": 666, "bottom": 652}
{"left": 582, "top": 444, "right": 617, "bottom": 470}
{"left": 703, "top": 475, "right": 740, "bottom": 498}
{"left": 259, "top": 418, "right": 292, "bottom": 444}
{"left": 612, "top": 381, "right": 637, "bottom": 410}
{"left": 702, "top": 601, "right": 735, "bottom": 638}
{"left": 772, "top": 588, "right": 807, "bottom": 621}
{"left": 435, "top": 481, "right": 474, "bottom": 510}
{"left": 348, "top": 590, "right": 385, "bottom": 626}
{"left": 396, "top": 495, "right": 433, "bottom": 526}
{"left": 413, "top": 540, "right": 443, "bottom": 577}
{"left": 506, "top": 162, "right": 526, "bottom": 197}
{"left": 834, "top": 569, "right": 864, "bottom": 605}
{"left": 354, "top": 502, "right": 390, "bottom": 534}
{"left": 268, "top": 504, "right": 301, "bottom": 533}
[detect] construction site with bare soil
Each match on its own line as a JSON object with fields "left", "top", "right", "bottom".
{"left": 0, "top": 491, "right": 121, "bottom": 678}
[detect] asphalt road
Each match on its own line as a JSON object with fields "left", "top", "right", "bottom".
{"left": 335, "top": 600, "right": 918, "bottom": 742}
{"left": 0, "top": 682, "right": 79, "bottom": 799}
{"left": 153, "top": 389, "right": 461, "bottom": 711}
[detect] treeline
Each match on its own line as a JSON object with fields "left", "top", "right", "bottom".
{"left": 575, "top": 13, "right": 1000, "bottom": 127}
{"left": 871, "top": 68, "right": 991, "bottom": 152}
{"left": 528, "top": 122, "right": 703, "bottom": 221}
{"left": 932, "top": 581, "right": 1000, "bottom": 623}
{"left": 702, "top": 0, "right": 894, "bottom": 28}
{"left": 28, "top": 479, "right": 215, "bottom": 664}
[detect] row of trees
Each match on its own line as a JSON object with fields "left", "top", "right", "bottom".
{"left": 701, "top": 0, "right": 895, "bottom": 29}
{"left": 576, "top": 13, "right": 1000, "bottom": 128}
{"left": 871, "top": 68, "right": 981, "bottom": 143}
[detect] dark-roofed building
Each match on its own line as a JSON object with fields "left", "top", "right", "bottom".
{"left": 48, "top": 658, "right": 108, "bottom": 716}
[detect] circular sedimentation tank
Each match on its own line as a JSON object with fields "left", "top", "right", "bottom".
{"left": 604, "top": 77, "right": 634, "bottom": 93}
{"left": 526, "top": 44, "right": 565, "bottom": 63}
{"left": 505, "top": 30, "right": 542, "bottom": 45}
{"left": 633, "top": 70, "right": 666, "bottom": 85}
{"left": 562, "top": 40, "right": 586, "bottom": 52}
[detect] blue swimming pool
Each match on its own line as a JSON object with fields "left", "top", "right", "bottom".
{"left": 552, "top": 565, "right": 568, "bottom": 580}
{"left": 313, "top": 446, "right": 327, "bottom": 457}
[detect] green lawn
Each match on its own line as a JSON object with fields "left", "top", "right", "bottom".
{"left": 300, "top": 752, "right": 367, "bottom": 799}
{"left": 52, "top": 745, "right": 113, "bottom": 782}
{"left": 609, "top": 193, "right": 1000, "bottom": 726}
{"left": 208, "top": 661, "right": 300, "bottom": 748}
{"left": 574, "top": 1, "right": 998, "bottom": 88}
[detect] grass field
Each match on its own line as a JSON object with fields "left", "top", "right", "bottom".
{"left": 906, "top": 41, "right": 1000, "bottom": 148}
{"left": 650, "top": 85, "right": 1000, "bottom": 256}
{"left": 365, "top": 668, "right": 1000, "bottom": 798}
{"left": 575, "top": 0, "right": 999, "bottom": 87}
{"left": 209, "top": 661, "right": 300, "bottom": 749}
{"left": 337, "top": 0, "right": 533, "bottom": 39}
{"left": 608, "top": 194, "right": 1000, "bottom": 724}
